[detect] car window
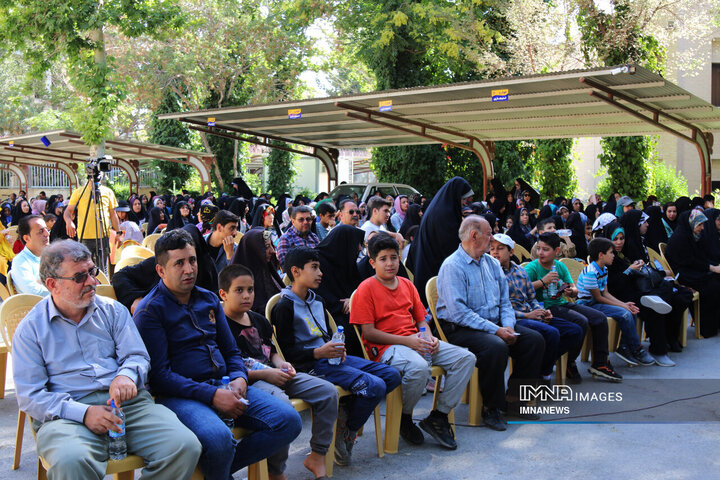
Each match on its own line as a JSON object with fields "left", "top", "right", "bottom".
{"left": 331, "top": 185, "right": 365, "bottom": 200}
{"left": 396, "top": 186, "right": 418, "bottom": 197}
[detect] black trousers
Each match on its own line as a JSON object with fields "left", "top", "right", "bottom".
{"left": 442, "top": 321, "right": 544, "bottom": 409}
{"left": 679, "top": 274, "right": 720, "bottom": 338}
{"left": 549, "top": 303, "right": 609, "bottom": 367}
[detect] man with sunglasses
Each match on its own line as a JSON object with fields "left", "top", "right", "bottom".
{"left": 276, "top": 205, "right": 320, "bottom": 265}
{"left": 338, "top": 199, "right": 360, "bottom": 227}
{"left": 13, "top": 240, "right": 201, "bottom": 479}
{"left": 133, "top": 229, "right": 302, "bottom": 480}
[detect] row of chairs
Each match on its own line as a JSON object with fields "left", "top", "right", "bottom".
{"left": 0, "top": 292, "right": 270, "bottom": 480}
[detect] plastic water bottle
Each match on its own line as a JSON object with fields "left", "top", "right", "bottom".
{"left": 328, "top": 326, "right": 345, "bottom": 365}
{"left": 108, "top": 399, "right": 127, "bottom": 460}
{"left": 547, "top": 265, "right": 558, "bottom": 298}
{"left": 244, "top": 358, "right": 270, "bottom": 371}
{"left": 219, "top": 376, "right": 235, "bottom": 428}
{"left": 418, "top": 326, "right": 432, "bottom": 365}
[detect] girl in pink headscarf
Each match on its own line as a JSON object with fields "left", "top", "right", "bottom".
{"left": 390, "top": 194, "right": 408, "bottom": 231}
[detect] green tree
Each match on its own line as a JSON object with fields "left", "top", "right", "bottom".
{"left": 597, "top": 136, "right": 651, "bottom": 199}
{"left": 531, "top": 139, "right": 577, "bottom": 199}
{"left": 297, "top": 0, "right": 509, "bottom": 196}
{"left": 0, "top": 0, "right": 182, "bottom": 152}
{"left": 114, "top": 0, "right": 313, "bottom": 192}
{"left": 148, "top": 89, "right": 193, "bottom": 193}
{"left": 577, "top": 0, "right": 665, "bottom": 198}
{"left": 493, "top": 141, "right": 534, "bottom": 189}
{"left": 265, "top": 142, "right": 297, "bottom": 200}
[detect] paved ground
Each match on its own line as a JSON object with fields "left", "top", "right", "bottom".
{"left": 2, "top": 322, "right": 720, "bottom": 480}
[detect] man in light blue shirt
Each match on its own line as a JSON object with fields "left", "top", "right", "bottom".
{"left": 8, "top": 215, "right": 49, "bottom": 296}
{"left": 12, "top": 240, "right": 200, "bottom": 480}
{"left": 436, "top": 215, "right": 544, "bottom": 432}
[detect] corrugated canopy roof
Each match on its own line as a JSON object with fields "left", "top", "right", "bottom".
{"left": 0, "top": 130, "right": 210, "bottom": 163}
{"left": 159, "top": 65, "right": 720, "bottom": 147}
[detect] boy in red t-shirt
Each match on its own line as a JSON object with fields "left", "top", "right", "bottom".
{"left": 350, "top": 233, "right": 475, "bottom": 450}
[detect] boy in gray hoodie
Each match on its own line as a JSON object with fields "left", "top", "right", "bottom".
{"left": 271, "top": 247, "right": 401, "bottom": 467}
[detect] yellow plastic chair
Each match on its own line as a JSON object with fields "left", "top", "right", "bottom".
{"left": 558, "top": 258, "right": 620, "bottom": 361}
{"left": 348, "top": 290, "right": 451, "bottom": 453}
{"left": 142, "top": 233, "right": 162, "bottom": 252}
{"left": 115, "top": 255, "right": 146, "bottom": 273}
{"left": 96, "top": 269, "right": 111, "bottom": 285}
{"left": 0, "top": 283, "right": 10, "bottom": 301}
{"left": 7, "top": 269, "right": 17, "bottom": 296}
{"left": 140, "top": 223, "right": 148, "bottom": 235}
{"left": 513, "top": 243, "right": 532, "bottom": 262}
{"left": 234, "top": 232, "right": 244, "bottom": 244}
{"left": 403, "top": 258, "right": 414, "bottom": 283}
{"left": 266, "top": 294, "right": 385, "bottom": 460}
{"left": 0, "top": 293, "right": 43, "bottom": 469}
{"left": 425, "top": 276, "right": 482, "bottom": 425}
{"left": 120, "top": 245, "right": 154, "bottom": 261}
{"left": 96, "top": 284, "right": 118, "bottom": 300}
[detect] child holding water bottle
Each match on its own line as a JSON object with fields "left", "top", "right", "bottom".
{"left": 271, "top": 247, "right": 401, "bottom": 467}
{"left": 350, "top": 233, "right": 475, "bottom": 451}
{"left": 220, "top": 264, "right": 339, "bottom": 480}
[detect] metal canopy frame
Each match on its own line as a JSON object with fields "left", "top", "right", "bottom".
{"left": 580, "top": 76, "right": 714, "bottom": 193}
{"left": 0, "top": 130, "right": 216, "bottom": 194}
{"left": 180, "top": 118, "right": 339, "bottom": 191}
{"left": 158, "top": 65, "right": 720, "bottom": 197}
{"left": 335, "top": 101, "right": 494, "bottom": 196}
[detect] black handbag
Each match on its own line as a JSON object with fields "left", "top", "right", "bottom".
{"left": 632, "top": 265, "right": 665, "bottom": 294}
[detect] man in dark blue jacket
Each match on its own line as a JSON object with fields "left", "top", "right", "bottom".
{"left": 134, "top": 229, "right": 301, "bottom": 480}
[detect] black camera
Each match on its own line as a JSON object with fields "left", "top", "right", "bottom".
{"left": 85, "top": 155, "right": 113, "bottom": 177}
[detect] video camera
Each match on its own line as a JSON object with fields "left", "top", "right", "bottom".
{"left": 85, "top": 155, "right": 113, "bottom": 178}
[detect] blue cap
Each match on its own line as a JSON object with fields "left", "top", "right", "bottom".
{"left": 336, "top": 326, "right": 344, "bottom": 332}
{"left": 110, "top": 399, "right": 117, "bottom": 408}
{"left": 221, "top": 376, "right": 230, "bottom": 385}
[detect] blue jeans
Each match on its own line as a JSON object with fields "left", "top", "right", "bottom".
{"left": 516, "top": 318, "right": 584, "bottom": 376}
{"left": 584, "top": 302, "right": 641, "bottom": 349}
{"left": 158, "top": 385, "right": 302, "bottom": 480}
{"left": 312, "top": 355, "right": 401, "bottom": 432}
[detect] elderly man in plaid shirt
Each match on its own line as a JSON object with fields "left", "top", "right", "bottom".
{"left": 276, "top": 205, "right": 320, "bottom": 265}
{"left": 490, "top": 233, "right": 584, "bottom": 385}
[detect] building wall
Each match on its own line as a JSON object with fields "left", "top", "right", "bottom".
{"left": 574, "top": 25, "right": 720, "bottom": 197}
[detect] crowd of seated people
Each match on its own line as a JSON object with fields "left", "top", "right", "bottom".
{"left": 4, "top": 174, "right": 719, "bottom": 479}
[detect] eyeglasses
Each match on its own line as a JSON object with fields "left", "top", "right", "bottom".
{"left": 54, "top": 266, "right": 100, "bottom": 284}
{"left": 296, "top": 217, "right": 313, "bottom": 223}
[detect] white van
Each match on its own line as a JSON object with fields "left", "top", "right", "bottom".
{"left": 329, "top": 183, "right": 420, "bottom": 204}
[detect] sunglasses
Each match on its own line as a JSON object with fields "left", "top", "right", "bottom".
{"left": 346, "top": 209, "right": 359, "bottom": 215}
{"left": 55, "top": 266, "right": 100, "bottom": 284}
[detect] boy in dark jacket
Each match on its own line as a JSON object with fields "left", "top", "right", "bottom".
{"left": 271, "top": 247, "right": 401, "bottom": 466}
{"left": 220, "top": 264, "right": 338, "bottom": 479}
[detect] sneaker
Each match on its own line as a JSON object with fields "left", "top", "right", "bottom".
{"left": 505, "top": 401, "right": 540, "bottom": 421}
{"left": 333, "top": 422, "right": 350, "bottom": 466}
{"left": 333, "top": 420, "right": 356, "bottom": 466}
{"left": 419, "top": 412, "right": 457, "bottom": 449}
{"left": 589, "top": 362, "right": 623, "bottom": 382}
{"left": 565, "top": 362, "right": 583, "bottom": 384}
{"left": 651, "top": 353, "right": 676, "bottom": 367}
{"left": 614, "top": 345, "right": 639, "bottom": 366}
{"left": 481, "top": 407, "right": 507, "bottom": 431}
{"left": 400, "top": 414, "right": 424, "bottom": 445}
{"left": 632, "top": 347, "right": 655, "bottom": 366}
{"left": 641, "top": 295, "right": 672, "bottom": 314}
